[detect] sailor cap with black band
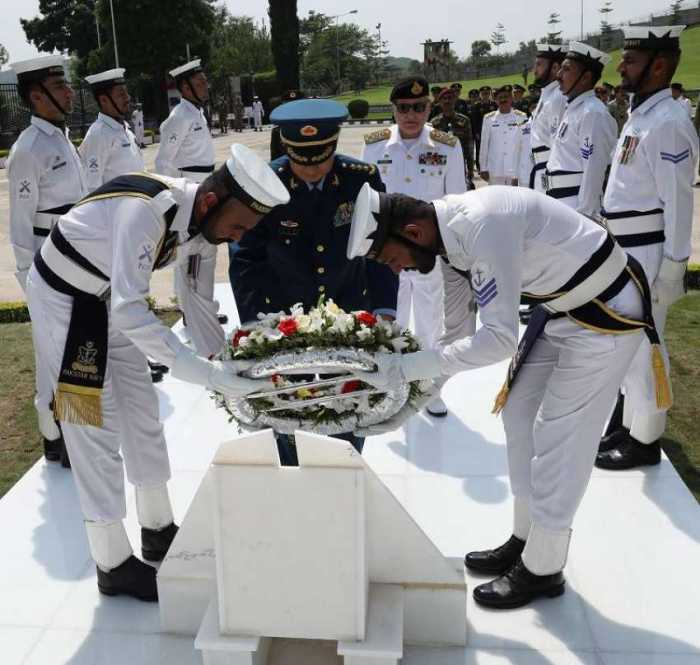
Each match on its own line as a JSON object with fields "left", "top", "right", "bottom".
{"left": 85, "top": 68, "right": 126, "bottom": 91}
{"left": 347, "top": 182, "right": 393, "bottom": 260}
{"left": 622, "top": 25, "right": 685, "bottom": 52}
{"left": 535, "top": 43, "right": 567, "bottom": 62}
{"left": 270, "top": 98, "right": 347, "bottom": 166}
{"left": 169, "top": 59, "right": 204, "bottom": 81}
{"left": 565, "top": 41, "right": 611, "bottom": 75}
{"left": 12, "top": 55, "right": 69, "bottom": 114}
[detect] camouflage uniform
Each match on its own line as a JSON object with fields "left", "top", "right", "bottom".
{"left": 431, "top": 111, "right": 475, "bottom": 178}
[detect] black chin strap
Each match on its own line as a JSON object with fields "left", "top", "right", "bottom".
{"left": 185, "top": 76, "right": 203, "bottom": 107}
{"left": 630, "top": 52, "right": 661, "bottom": 110}
{"left": 562, "top": 67, "right": 590, "bottom": 101}
{"left": 39, "top": 81, "right": 68, "bottom": 118}
{"left": 104, "top": 92, "right": 126, "bottom": 121}
{"left": 535, "top": 60, "right": 554, "bottom": 88}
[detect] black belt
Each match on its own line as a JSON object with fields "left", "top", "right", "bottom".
{"left": 547, "top": 186, "right": 580, "bottom": 199}
{"left": 181, "top": 164, "right": 215, "bottom": 173}
{"left": 33, "top": 227, "right": 51, "bottom": 237}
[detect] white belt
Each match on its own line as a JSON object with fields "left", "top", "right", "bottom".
{"left": 178, "top": 169, "right": 209, "bottom": 183}
{"left": 604, "top": 213, "right": 664, "bottom": 237}
{"left": 544, "top": 172, "right": 583, "bottom": 190}
{"left": 544, "top": 242, "right": 628, "bottom": 313}
{"left": 34, "top": 212, "right": 59, "bottom": 230}
{"left": 532, "top": 146, "right": 550, "bottom": 166}
{"left": 40, "top": 235, "right": 111, "bottom": 298}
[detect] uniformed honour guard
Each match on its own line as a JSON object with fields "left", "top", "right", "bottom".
{"left": 450, "top": 82, "right": 470, "bottom": 116}
{"left": 132, "top": 102, "right": 145, "bottom": 148}
{"left": 512, "top": 84, "right": 530, "bottom": 114}
{"left": 596, "top": 26, "right": 699, "bottom": 470}
{"left": 671, "top": 82, "right": 694, "bottom": 119}
{"left": 25, "top": 145, "right": 289, "bottom": 600}
{"left": 232, "top": 96, "right": 245, "bottom": 132}
{"left": 431, "top": 87, "right": 475, "bottom": 182}
{"left": 347, "top": 183, "right": 668, "bottom": 609}
{"left": 80, "top": 69, "right": 144, "bottom": 192}
{"left": 544, "top": 42, "right": 617, "bottom": 218}
{"left": 8, "top": 55, "right": 88, "bottom": 465}
{"left": 479, "top": 85, "right": 528, "bottom": 186}
{"left": 230, "top": 99, "right": 398, "bottom": 464}
{"left": 361, "top": 76, "right": 469, "bottom": 417}
{"left": 252, "top": 95, "right": 264, "bottom": 131}
{"left": 473, "top": 86, "right": 498, "bottom": 173}
{"left": 608, "top": 84, "right": 630, "bottom": 136}
{"left": 527, "top": 44, "right": 567, "bottom": 191}
{"left": 270, "top": 89, "right": 304, "bottom": 161}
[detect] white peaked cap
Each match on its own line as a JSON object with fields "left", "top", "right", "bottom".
{"left": 169, "top": 59, "right": 202, "bottom": 78}
{"left": 567, "top": 41, "right": 611, "bottom": 66}
{"left": 11, "top": 55, "right": 65, "bottom": 76}
{"left": 226, "top": 144, "right": 290, "bottom": 214}
{"left": 622, "top": 25, "right": 685, "bottom": 40}
{"left": 347, "top": 182, "right": 382, "bottom": 259}
{"left": 85, "top": 68, "right": 126, "bottom": 85}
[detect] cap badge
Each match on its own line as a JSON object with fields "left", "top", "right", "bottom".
{"left": 411, "top": 81, "right": 423, "bottom": 96}
{"left": 300, "top": 125, "right": 319, "bottom": 137}
{"left": 289, "top": 91, "right": 297, "bottom": 99}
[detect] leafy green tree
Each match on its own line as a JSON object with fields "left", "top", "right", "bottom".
{"left": 268, "top": 0, "right": 299, "bottom": 91}
{"left": 470, "top": 40, "right": 492, "bottom": 59}
{"left": 669, "top": 0, "right": 683, "bottom": 23}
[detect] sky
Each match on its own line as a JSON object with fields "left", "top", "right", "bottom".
{"left": 0, "top": 0, "right": 685, "bottom": 67}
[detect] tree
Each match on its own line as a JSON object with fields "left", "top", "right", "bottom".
{"left": 546, "top": 12, "right": 562, "bottom": 44}
{"left": 471, "top": 40, "right": 492, "bottom": 60}
{"left": 268, "top": 0, "right": 299, "bottom": 92}
{"left": 490, "top": 23, "right": 507, "bottom": 53}
{"left": 0, "top": 43, "right": 8, "bottom": 66}
{"left": 21, "top": 0, "right": 99, "bottom": 75}
{"left": 599, "top": 1, "right": 614, "bottom": 51}
{"left": 669, "top": 0, "right": 683, "bottom": 23}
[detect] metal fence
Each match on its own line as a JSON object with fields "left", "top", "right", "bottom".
{"left": 0, "top": 83, "right": 100, "bottom": 147}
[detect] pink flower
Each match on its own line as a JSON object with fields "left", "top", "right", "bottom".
{"left": 278, "top": 318, "right": 299, "bottom": 336}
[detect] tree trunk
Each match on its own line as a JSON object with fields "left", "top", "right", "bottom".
{"left": 268, "top": 0, "right": 300, "bottom": 91}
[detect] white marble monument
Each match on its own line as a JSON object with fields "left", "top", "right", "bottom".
{"left": 158, "top": 430, "right": 467, "bottom": 664}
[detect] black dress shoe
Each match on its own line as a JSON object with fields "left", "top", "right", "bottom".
{"left": 96, "top": 555, "right": 158, "bottom": 601}
{"left": 43, "top": 437, "right": 63, "bottom": 462}
{"left": 465, "top": 535, "right": 525, "bottom": 574}
{"left": 149, "top": 362, "right": 169, "bottom": 374}
{"left": 473, "top": 557, "right": 565, "bottom": 609}
{"left": 141, "top": 522, "right": 179, "bottom": 562}
{"left": 595, "top": 437, "right": 661, "bottom": 470}
{"left": 598, "top": 427, "right": 630, "bottom": 453}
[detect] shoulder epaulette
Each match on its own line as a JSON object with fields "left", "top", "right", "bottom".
{"left": 340, "top": 159, "right": 378, "bottom": 175}
{"left": 514, "top": 109, "right": 527, "bottom": 116}
{"left": 430, "top": 129, "right": 458, "bottom": 147}
{"left": 484, "top": 110, "right": 497, "bottom": 118}
{"left": 364, "top": 127, "right": 391, "bottom": 145}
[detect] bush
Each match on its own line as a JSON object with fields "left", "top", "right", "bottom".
{"left": 347, "top": 99, "right": 370, "bottom": 119}
{"left": 0, "top": 302, "right": 30, "bottom": 323}
{"left": 0, "top": 149, "right": 9, "bottom": 159}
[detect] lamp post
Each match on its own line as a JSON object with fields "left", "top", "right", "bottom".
{"left": 328, "top": 9, "right": 358, "bottom": 93}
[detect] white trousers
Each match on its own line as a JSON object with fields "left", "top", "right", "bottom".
{"left": 134, "top": 125, "right": 144, "bottom": 145}
{"left": 26, "top": 267, "right": 172, "bottom": 524}
{"left": 620, "top": 243, "right": 669, "bottom": 444}
{"left": 397, "top": 264, "right": 444, "bottom": 350}
{"left": 502, "top": 282, "right": 643, "bottom": 573}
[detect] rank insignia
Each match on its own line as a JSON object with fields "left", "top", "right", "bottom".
{"left": 418, "top": 152, "right": 447, "bottom": 166}
{"left": 557, "top": 122, "right": 568, "bottom": 139}
{"left": 660, "top": 148, "right": 690, "bottom": 164}
{"left": 18, "top": 180, "right": 32, "bottom": 198}
{"left": 580, "top": 138, "right": 594, "bottom": 160}
{"left": 333, "top": 202, "right": 354, "bottom": 227}
{"left": 618, "top": 134, "right": 639, "bottom": 165}
{"left": 280, "top": 220, "right": 300, "bottom": 237}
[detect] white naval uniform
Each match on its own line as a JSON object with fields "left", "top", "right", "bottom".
{"left": 79, "top": 112, "right": 145, "bottom": 191}
{"left": 517, "top": 119, "right": 534, "bottom": 188}
{"left": 433, "top": 187, "right": 643, "bottom": 573}
{"left": 545, "top": 89, "right": 617, "bottom": 218}
{"left": 131, "top": 108, "right": 145, "bottom": 146}
{"left": 7, "top": 116, "right": 87, "bottom": 441}
{"left": 528, "top": 80, "right": 567, "bottom": 191}
{"left": 25, "top": 177, "right": 224, "bottom": 531}
{"left": 676, "top": 96, "right": 693, "bottom": 119}
{"left": 478, "top": 109, "right": 527, "bottom": 185}
{"left": 252, "top": 100, "right": 264, "bottom": 129}
{"left": 361, "top": 124, "right": 468, "bottom": 352}
{"left": 155, "top": 98, "right": 218, "bottom": 324}
{"left": 603, "top": 89, "right": 699, "bottom": 443}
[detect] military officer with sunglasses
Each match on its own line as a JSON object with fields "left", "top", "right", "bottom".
{"left": 361, "top": 76, "right": 469, "bottom": 418}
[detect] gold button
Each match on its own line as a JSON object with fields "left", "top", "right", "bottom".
{"left": 318, "top": 285, "right": 325, "bottom": 293}
{"left": 317, "top": 267, "right": 325, "bottom": 274}
{"left": 316, "top": 244, "right": 325, "bottom": 252}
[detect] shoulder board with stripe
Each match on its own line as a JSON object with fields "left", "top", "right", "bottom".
{"left": 364, "top": 128, "right": 391, "bottom": 144}
{"left": 340, "top": 160, "right": 378, "bottom": 175}
{"left": 514, "top": 109, "right": 527, "bottom": 116}
{"left": 484, "top": 110, "right": 497, "bottom": 118}
{"left": 430, "top": 129, "right": 458, "bottom": 147}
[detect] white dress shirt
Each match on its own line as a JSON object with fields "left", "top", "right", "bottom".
{"left": 529, "top": 80, "right": 567, "bottom": 190}
{"left": 479, "top": 109, "right": 528, "bottom": 182}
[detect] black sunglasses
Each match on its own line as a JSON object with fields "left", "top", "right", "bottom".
{"left": 394, "top": 102, "right": 428, "bottom": 114}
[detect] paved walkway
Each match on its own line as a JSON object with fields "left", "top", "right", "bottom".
{"left": 1, "top": 126, "right": 699, "bottom": 303}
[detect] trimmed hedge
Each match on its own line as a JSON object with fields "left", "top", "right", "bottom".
{"left": 0, "top": 149, "right": 9, "bottom": 159}
{"left": 348, "top": 99, "right": 370, "bottom": 119}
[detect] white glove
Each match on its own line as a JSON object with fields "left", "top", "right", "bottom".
{"left": 354, "top": 381, "right": 439, "bottom": 436}
{"left": 353, "top": 350, "right": 444, "bottom": 391}
{"left": 652, "top": 257, "right": 687, "bottom": 306}
{"left": 170, "top": 350, "right": 273, "bottom": 398}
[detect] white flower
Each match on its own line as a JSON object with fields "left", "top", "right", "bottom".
{"left": 357, "top": 326, "right": 374, "bottom": 342}
{"left": 330, "top": 312, "right": 354, "bottom": 334}
{"left": 238, "top": 335, "right": 252, "bottom": 348}
{"left": 290, "top": 302, "right": 304, "bottom": 317}
{"left": 262, "top": 328, "right": 284, "bottom": 341}
{"left": 391, "top": 336, "right": 410, "bottom": 352}
{"left": 295, "top": 314, "right": 311, "bottom": 333}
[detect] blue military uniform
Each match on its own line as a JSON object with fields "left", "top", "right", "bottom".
{"left": 229, "top": 99, "right": 398, "bottom": 465}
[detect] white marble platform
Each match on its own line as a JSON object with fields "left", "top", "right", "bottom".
{"left": 2, "top": 284, "right": 700, "bottom": 665}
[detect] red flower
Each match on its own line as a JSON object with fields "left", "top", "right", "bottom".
{"left": 278, "top": 318, "right": 299, "bottom": 336}
{"left": 341, "top": 380, "right": 362, "bottom": 394}
{"left": 355, "top": 311, "right": 377, "bottom": 327}
{"left": 272, "top": 374, "right": 283, "bottom": 386}
{"left": 232, "top": 329, "right": 251, "bottom": 348}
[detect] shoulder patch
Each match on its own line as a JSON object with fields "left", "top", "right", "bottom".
{"left": 364, "top": 128, "right": 391, "bottom": 145}
{"left": 430, "top": 129, "right": 458, "bottom": 147}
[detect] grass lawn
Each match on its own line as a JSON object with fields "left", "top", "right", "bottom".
{"left": 334, "top": 24, "right": 700, "bottom": 107}
{"left": 1, "top": 299, "right": 699, "bottom": 501}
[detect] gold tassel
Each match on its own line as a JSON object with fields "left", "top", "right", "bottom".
{"left": 651, "top": 344, "right": 673, "bottom": 410}
{"left": 492, "top": 381, "right": 510, "bottom": 415}
{"left": 54, "top": 384, "right": 103, "bottom": 428}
